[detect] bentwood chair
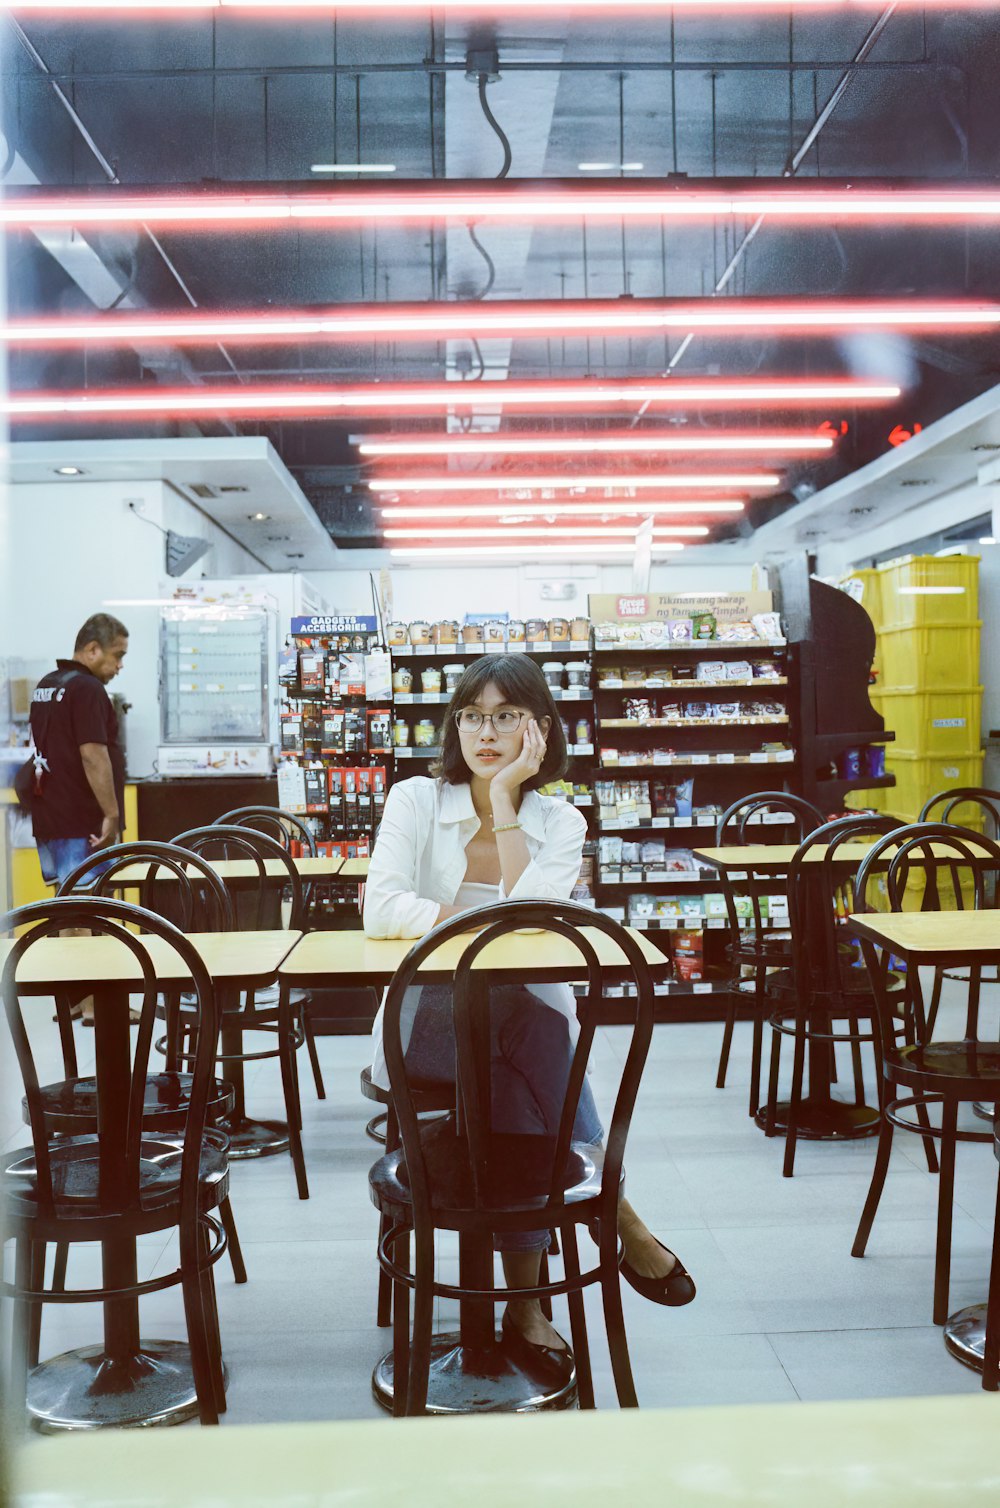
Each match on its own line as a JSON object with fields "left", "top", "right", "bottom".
{"left": 51, "top": 841, "right": 246, "bottom": 1287}
{"left": 764, "top": 815, "right": 907, "bottom": 1178}
{"left": 172, "top": 825, "right": 310, "bottom": 1199}
{"left": 982, "top": 1118, "right": 1000, "bottom": 1391}
{"left": 713, "top": 792, "right": 824, "bottom": 1116}
{"left": 214, "top": 805, "right": 325, "bottom": 1101}
{"left": 1, "top": 897, "right": 229, "bottom": 1425}
{"left": 852, "top": 824, "right": 1000, "bottom": 1325}
{"left": 370, "top": 899, "right": 655, "bottom": 1416}
{"left": 919, "top": 788, "right": 1000, "bottom": 1042}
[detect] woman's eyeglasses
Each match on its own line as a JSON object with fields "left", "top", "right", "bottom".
{"left": 455, "top": 708, "right": 526, "bottom": 735}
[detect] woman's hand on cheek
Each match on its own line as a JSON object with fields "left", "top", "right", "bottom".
{"left": 489, "top": 719, "right": 546, "bottom": 798}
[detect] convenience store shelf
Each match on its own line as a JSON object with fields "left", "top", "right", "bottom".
{"left": 600, "top": 716, "right": 789, "bottom": 730}
{"left": 597, "top": 813, "right": 793, "bottom": 833}
{"left": 395, "top": 743, "right": 595, "bottom": 760}
{"left": 594, "top": 640, "right": 786, "bottom": 653}
{"left": 600, "top": 752, "right": 795, "bottom": 769}
{"left": 599, "top": 870, "right": 716, "bottom": 887}
{"left": 391, "top": 641, "right": 590, "bottom": 658}
{"left": 393, "top": 688, "right": 592, "bottom": 704}
{"left": 597, "top": 677, "right": 788, "bottom": 690}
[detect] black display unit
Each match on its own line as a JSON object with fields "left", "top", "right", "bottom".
{"left": 137, "top": 774, "right": 279, "bottom": 842}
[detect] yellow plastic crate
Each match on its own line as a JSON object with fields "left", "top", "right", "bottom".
{"left": 872, "top": 687, "right": 983, "bottom": 756}
{"left": 875, "top": 621, "right": 981, "bottom": 693}
{"left": 883, "top": 750, "right": 985, "bottom": 823}
{"left": 839, "top": 568, "right": 883, "bottom": 633}
{"left": 878, "top": 553, "right": 979, "bottom": 630}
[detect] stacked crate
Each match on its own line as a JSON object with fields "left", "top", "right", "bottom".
{"left": 848, "top": 554, "right": 982, "bottom": 823}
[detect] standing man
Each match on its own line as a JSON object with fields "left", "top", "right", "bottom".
{"left": 29, "top": 611, "right": 129, "bottom": 889}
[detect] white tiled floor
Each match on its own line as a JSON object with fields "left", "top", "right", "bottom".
{"left": 5, "top": 999, "right": 998, "bottom": 1423}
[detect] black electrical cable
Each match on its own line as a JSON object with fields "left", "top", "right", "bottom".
{"left": 477, "top": 73, "right": 511, "bottom": 179}
{"left": 466, "top": 222, "right": 496, "bottom": 301}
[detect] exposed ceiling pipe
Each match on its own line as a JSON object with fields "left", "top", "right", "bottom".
{"left": 631, "top": 2, "right": 900, "bottom": 424}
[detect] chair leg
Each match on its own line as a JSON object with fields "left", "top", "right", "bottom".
{"left": 933, "top": 1099, "right": 958, "bottom": 1326}
{"left": 981, "top": 1164, "right": 1000, "bottom": 1390}
{"left": 27, "top": 1243, "right": 44, "bottom": 1368}
{"left": 913, "top": 1095, "right": 941, "bottom": 1175}
{"left": 391, "top": 1228, "right": 411, "bottom": 1418}
{"left": 925, "top": 968, "right": 943, "bottom": 1042}
{"left": 539, "top": 1251, "right": 553, "bottom": 1322}
{"left": 848, "top": 1017, "right": 866, "bottom": 1107}
{"left": 600, "top": 1239, "right": 638, "bottom": 1409}
{"left": 782, "top": 1008, "right": 808, "bottom": 1179}
{"left": 376, "top": 1212, "right": 394, "bottom": 1327}
{"left": 406, "top": 1225, "right": 436, "bottom": 1417}
{"left": 763, "top": 1018, "right": 782, "bottom": 1137}
{"left": 278, "top": 988, "right": 309, "bottom": 1200}
{"left": 219, "top": 1197, "right": 248, "bottom": 1284}
{"left": 10, "top": 1237, "right": 32, "bottom": 1415}
{"left": 716, "top": 1000, "right": 737, "bottom": 1090}
{"left": 52, "top": 1242, "right": 68, "bottom": 1294}
{"left": 852, "top": 1109, "right": 894, "bottom": 1257}
{"left": 198, "top": 1220, "right": 227, "bottom": 1416}
{"left": 748, "top": 1010, "right": 764, "bottom": 1120}
{"left": 562, "top": 1225, "right": 594, "bottom": 1410}
{"left": 179, "top": 1227, "right": 220, "bottom": 1426}
{"left": 301, "top": 1001, "right": 327, "bottom": 1101}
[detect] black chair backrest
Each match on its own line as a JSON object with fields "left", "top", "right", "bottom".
{"left": 57, "top": 840, "right": 235, "bottom": 933}
{"left": 172, "top": 824, "right": 305, "bottom": 932}
{"left": 715, "top": 791, "right": 824, "bottom": 846}
{"left": 920, "top": 787, "right": 1000, "bottom": 842}
{"left": 381, "top": 900, "right": 654, "bottom": 1238}
{"left": 1, "top": 896, "right": 217, "bottom": 1221}
{"left": 215, "top": 806, "right": 318, "bottom": 857}
{"left": 785, "top": 815, "right": 903, "bottom": 999}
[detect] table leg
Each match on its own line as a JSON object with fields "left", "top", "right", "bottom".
{"left": 26, "top": 986, "right": 201, "bottom": 1431}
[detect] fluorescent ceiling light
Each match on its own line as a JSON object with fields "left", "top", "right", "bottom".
{"left": 8, "top": 183, "right": 1000, "bottom": 229}
{"left": 54, "top": 465, "right": 85, "bottom": 475}
{"left": 579, "top": 162, "right": 644, "bottom": 172}
{"left": 979, "top": 537, "right": 997, "bottom": 545}
{"left": 378, "top": 501, "right": 745, "bottom": 520}
{"left": 359, "top": 430, "right": 835, "bottom": 459}
{"left": 4, "top": 378, "right": 901, "bottom": 421}
{"left": 248, "top": 512, "right": 270, "bottom": 521}
{"left": 9, "top": 298, "right": 997, "bottom": 348}
{"left": 369, "top": 471, "right": 780, "bottom": 493}
{"left": 382, "top": 526, "right": 708, "bottom": 539}
{"left": 896, "top": 585, "right": 966, "bottom": 595}
{"left": 310, "top": 164, "right": 396, "bottom": 174}
{"left": 2, "top": 2, "right": 990, "bottom": 14}
{"left": 390, "top": 542, "right": 687, "bottom": 559}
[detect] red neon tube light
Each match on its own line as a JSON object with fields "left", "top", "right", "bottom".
{"left": 360, "top": 430, "right": 835, "bottom": 459}
{"left": 5, "top": 299, "right": 998, "bottom": 347}
{"left": 3, "top": 377, "right": 900, "bottom": 420}
{"left": 1, "top": 2, "right": 993, "bottom": 14}
{"left": 382, "top": 526, "right": 710, "bottom": 539}
{"left": 5, "top": 183, "right": 1000, "bottom": 230}
{"left": 369, "top": 472, "right": 780, "bottom": 493}
{"left": 377, "top": 501, "right": 747, "bottom": 518}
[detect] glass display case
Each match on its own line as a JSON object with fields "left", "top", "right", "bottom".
{"left": 157, "top": 605, "right": 272, "bottom": 776}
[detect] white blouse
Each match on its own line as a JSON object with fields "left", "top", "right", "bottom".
{"left": 363, "top": 775, "right": 588, "bottom": 1088}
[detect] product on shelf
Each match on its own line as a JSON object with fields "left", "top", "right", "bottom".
{"left": 542, "top": 661, "right": 565, "bottom": 689}
{"left": 566, "top": 661, "right": 590, "bottom": 688}
{"left": 387, "top": 621, "right": 408, "bottom": 647}
{"left": 413, "top": 718, "right": 437, "bottom": 748}
{"left": 432, "top": 620, "right": 458, "bottom": 645}
{"left": 409, "top": 620, "right": 432, "bottom": 646}
{"left": 392, "top": 664, "right": 413, "bottom": 694}
{"left": 392, "top": 717, "right": 410, "bottom": 748}
{"left": 421, "top": 667, "right": 443, "bottom": 694}
{"left": 508, "top": 618, "right": 526, "bottom": 643}
{"left": 672, "top": 931, "right": 704, "bottom": 982}
{"left": 443, "top": 664, "right": 464, "bottom": 693}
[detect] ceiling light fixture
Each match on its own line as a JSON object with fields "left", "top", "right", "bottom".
{"left": 7, "top": 182, "right": 1000, "bottom": 229}
{"left": 979, "top": 537, "right": 997, "bottom": 546}
{"left": 368, "top": 471, "right": 780, "bottom": 494}
{"left": 896, "top": 585, "right": 966, "bottom": 595}
{"left": 378, "top": 500, "right": 745, "bottom": 520}
{"left": 53, "top": 465, "right": 85, "bottom": 475}
{"left": 9, "top": 298, "right": 998, "bottom": 349}
{"left": 383, "top": 525, "right": 708, "bottom": 539}
{"left": 310, "top": 164, "right": 396, "bottom": 174}
{"left": 389, "top": 542, "right": 686, "bottom": 559}
{"left": 5, "top": 378, "right": 900, "bottom": 422}
{"left": 247, "top": 511, "right": 271, "bottom": 521}
{"left": 360, "top": 430, "right": 835, "bottom": 459}
{"left": 578, "top": 162, "right": 645, "bottom": 172}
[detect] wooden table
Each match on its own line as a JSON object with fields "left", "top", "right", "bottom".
{"left": 695, "top": 839, "right": 999, "bottom": 877}
{"left": 338, "top": 857, "right": 370, "bottom": 880}
{"left": 2, "top": 929, "right": 300, "bottom": 1432}
{"left": 114, "top": 856, "right": 344, "bottom": 883}
{"left": 850, "top": 908, "right": 1000, "bottom": 1380}
{"left": 280, "top": 924, "right": 668, "bottom": 1415}
{"left": 13, "top": 1393, "right": 1000, "bottom": 1507}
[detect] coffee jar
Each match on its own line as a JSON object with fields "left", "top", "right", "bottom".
{"left": 414, "top": 719, "right": 436, "bottom": 748}
{"left": 420, "top": 667, "right": 443, "bottom": 694}
{"left": 541, "top": 661, "right": 565, "bottom": 690}
{"left": 548, "top": 617, "right": 570, "bottom": 642}
{"left": 408, "top": 620, "right": 432, "bottom": 646}
{"left": 391, "top": 664, "right": 413, "bottom": 694}
{"left": 570, "top": 616, "right": 591, "bottom": 642}
{"left": 525, "top": 618, "right": 548, "bottom": 644}
{"left": 392, "top": 719, "right": 411, "bottom": 748}
{"left": 443, "top": 663, "right": 464, "bottom": 694}
{"left": 386, "top": 622, "right": 409, "bottom": 646}
{"left": 462, "top": 622, "right": 485, "bottom": 645}
{"left": 507, "top": 618, "right": 526, "bottom": 643}
{"left": 431, "top": 620, "right": 458, "bottom": 645}
{"left": 484, "top": 619, "right": 506, "bottom": 644}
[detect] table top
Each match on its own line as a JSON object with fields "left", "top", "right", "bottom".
{"left": 279, "top": 924, "right": 668, "bottom": 986}
{"left": 849, "top": 910, "right": 1000, "bottom": 964}
{"left": 0, "top": 929, "right": 301, "bottom": 993}
{"left": 12, "top": 1394, "right": 1000, "bottom": 1508}
{"left": 114, "top": 856, "right": 343, "bottom": 882}
{"left": 696, "top": 839, "right": 998, "bottom": 875}
{"left": 338, "top": 857, "right": 370, "bottom": 879}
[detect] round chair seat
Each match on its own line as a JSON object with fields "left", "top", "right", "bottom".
{"left": 3, "top": 1133, "right": 229, "bottom": 1220}
{"left": 25, "top": 1073, "right": 235, "bottom": 1136}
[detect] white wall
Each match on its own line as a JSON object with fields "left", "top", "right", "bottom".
{"left": 310, "top": 556, "right": 758, "bottom": 623}
{"left": 1, "top": 477, "right": 261, "bottom": 777}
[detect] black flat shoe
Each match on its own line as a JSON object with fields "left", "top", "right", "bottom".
{"left": 500, "top": 1308, "right": 575, "bottom": 1386}
{"left": 619, "top": 1238, "right": 696, "bottom": 1308}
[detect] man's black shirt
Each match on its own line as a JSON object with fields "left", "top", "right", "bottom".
{"left": 29, "top": 660, "right": 125, "bottom": 841}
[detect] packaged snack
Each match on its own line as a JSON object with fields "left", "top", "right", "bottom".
{"left": 619, "top": 623, "right": 643, "bottom": 644}
{"left": 625, "top": 698, "right": 653, "bottom": 724}
{"left": 672, "top": 930, "right": 704, "bottom": 982}
{"left": 716, "top": 703, "right": 741, "bottom": 719}
{"left": 725, "top": 661, "right": 754, "bottom": 681}
{"left": 598, "top": 836, "right": 623, "bottom": 866}
{"left": 661, "top": 701, "right": 683, "bottom": 721}
{"left": 640, "top": 839, "right": 666, "bottom": 866}
{"left": 593, "top": 621, "right": 620, "bottom": 644}
{"left": 691, "top": 612, "right": 717, "bottom": 641}
{"left": 462, "top": 621, "right": 485, "bottom": 644}
{"left": 548, "top": 617, "right": 570, "bottom": 642}
{"left": 431, "top": 620, "right": 458, "bottom": 645}
{"left": 704, "top": 893, "right": 728, "bottom": 920}
{"left": 751, "top": 611, "right": 783, "bottom": 641}
{"left": 663, "top": 848, "right": 698, "bottom": 873}
{"left": 696, "top": 661, "right": 727, "bottom": 682}
{"left": 685, "top": 702, "right": 710, "bottom": 719}
{"left": 838, "top": 747, "right": 862, "bottom": 780}
{"left": 570, "top": 616, "right": 591, "bottom": 642}
{"left": 669, "top": 664, "right": 694, "bottom": 682}
{"left": 866, "top": 744, "right": 887, "bottom": 778}
{"left": 507, "top": 618, "right": 526, "bottom": 644}
{"left": 640, "top": 621, "right": 667, "bottom": 645}
{"left": 753, "top": 660, "right": 781, "bottom": 680}
{"left": 408, "top": 620, "right": 432, "bottom": 646}
{"left": 484, "top": 619, "right": 507, "bottom": 644}
{"left": 629, "top": 893, "right": 656, "bottom": 921}
{"left": 526, "top": 618, "right": 549, "bottom": 643}
{"left": 666, "top": 619, "right": 693, "bottom": 641}
{"left": 718, "top": 621, "right": 756, "bottom": 641}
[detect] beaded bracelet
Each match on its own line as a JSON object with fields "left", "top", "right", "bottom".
{"left": 492, "top": 821, "right": 523, "bottom": 834}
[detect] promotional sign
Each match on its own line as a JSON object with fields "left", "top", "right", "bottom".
{"left": 588, "top": 590, "right": 773, "bottom": 625}
{"left": 290, "top": 614, "right": 378, "bottom": 636}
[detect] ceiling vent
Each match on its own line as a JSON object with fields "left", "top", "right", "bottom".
{"left": 899, "top": 479, "right": 934, "bottom": 488}
{"left": 187, "top": 483, "right": 217, "bottom": 500}
{"left": 218, "top": 485, "right": 249, "bottom": 493}
{"left": 166, "top": 530, "right": 212, "bottom": 577}
{"left": 973, "top": 444, "right": 1000, "bottom": 452}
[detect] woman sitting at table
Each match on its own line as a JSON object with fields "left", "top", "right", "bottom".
{"left": 364, "top": 654, "right": 695, "bottom": 1373}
